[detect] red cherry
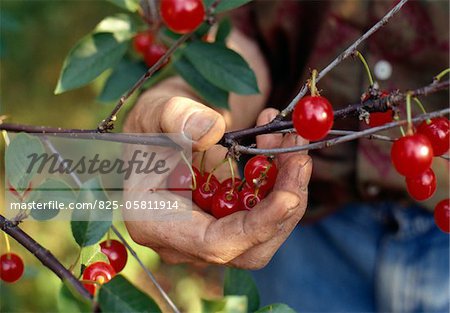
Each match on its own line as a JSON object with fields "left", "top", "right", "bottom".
{"left": 417, "top": 117, "right": 449, "bottom": 156}
{"left": 167, "top": 163, "right": 201, "bottom": 196}
{"left": 292, "top": 95, "right": 334, "bottom": 141}
{"left": 434, "top": 199, "right": 450, "bottom": 233}
{"left": 391, "top": 134, "right": 434, "bottom": 177}
{"left": 82, "top": 262, "right": 116, "bottom": 296}
{"left": 244, "top": 155, "right": 278, "bottom": 190}
{"left": 240, "top": 186, "right": 261, "bottom": 210}
{"left": 133, "top": 32, "right": 154, "bottom": 54}
{"left": 369, "top": 110, "right": 393, "bottom": 127}
{"left": 192, "top": 174, "right": 220, "bottom": 213}
{"left": 221, "top": 178, "right": 242, "bottom": 191}
{"left": 100, "top": 240, "right": 128, "bottom": 273}
{"left": 211, "top": 189, "right": 242, "bottom": 218}
{"left": 0, "top": 253, "right": 24, "bottom": 283}
{"left": 405, "top": 168, "right": 436, "bottom": 201}
{"left": 160, "top": 0, "right": 205, "bottom": 34}
{"left": 144, "top": 43, "right": 168, "bottom": 68}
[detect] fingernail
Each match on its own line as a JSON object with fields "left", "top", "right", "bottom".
{"left": 183, "top": 111, "right": 218, "bottom": 142}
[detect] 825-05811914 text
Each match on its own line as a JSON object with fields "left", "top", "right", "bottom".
{"left": 8, "top": 200, "right": 180, "bottom": 211}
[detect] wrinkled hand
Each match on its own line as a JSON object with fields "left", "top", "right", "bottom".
{"left": 124, "top": 90, "right": 312, "bottom": 269}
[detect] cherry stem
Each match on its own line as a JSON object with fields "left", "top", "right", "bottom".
{"left": 3, "top": 232, "right": 11, "bottom": 255}
{"left": 106, "top": 228, "right": 112, "bottom": 247}
{"left": 69, "top": 248, "right": 82, "bottom": 273}
{"left": 434, "top": 68, "right": 450, "bottom": 82}
{"left": 354, "top": 51, "right": 374, "bottom": 86}
{"left": 180, "top": 151, "right": 196, "bottom": 190}
{"left": 227, "top": 157, "right": 235, "bottom": 192}
{"left": 2, "top": 130, "right": 10, "bottom": 145}
{"left": 206, "top": 158, "right": 227, "bottom": 186}
{"left": 310, "top": 69, "right": 318, "bottom": 96}
{"left": 199, "top": 151, "right": 206, "bottom": 176}
{"left": 412, "top": 97, "right": 432, "bottom": 125}
{"left": 405, "top": 93, "right": 413, "bottom": 135}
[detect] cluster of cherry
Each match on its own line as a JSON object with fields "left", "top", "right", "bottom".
{"left": 0, "top": 239, "right": 128, "bottom": 296}
{"left": 133, "top": 0, "right": 205, "bottom": 68}
{"left": 391, "top": 117, "right": 449, "bottom": 233}
{"left": 168, "top": 155, "right": 278, "bottom": 218}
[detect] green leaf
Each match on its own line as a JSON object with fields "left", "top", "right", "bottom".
{"left": 183, "top": 42, "right": 259, "bottom": 95}
{"left": 29, "top": 178, "right": 76, "bottom": 221}
{"left": 55, "top": 15, "right": 136, "bottom": 94}
{"left": 216, "top": 18, "right": 232, "bottom": 43}
{"left": 81, "top": 245, "right": 109, "bottom": 267}
{"left": 204, "top": 0, "right": 252, "bottom": 13}
{"left": 107, "top": 0, "right": 140, "bottom": 12}
{"left": 174, "top": 56, "right": 229, "bottom": 108}
{"left": 224, "top": 268, "right": 260, "bottom": 312}
{"left": 98, "top": 56, "right": 148, "bottom": 103}
{"left": 5, "top": 133, "right": 45, "bottom": 191}
{"left": 58, "top": 281, "right": 92, "bottom": 313}
{"left": 98, "top": 275, "right": 161, "bottom": 313}
{"left": 255, "top": 303, "right": 297, "bottom": 313}
{"left": 71, "top": 177, "right": 112, "bottom": 247}
{"left": 202, "top": 296, "right": 247, "bottom": 313}
{"left": 94, "top": 14, "right": 137, "bottom": 37}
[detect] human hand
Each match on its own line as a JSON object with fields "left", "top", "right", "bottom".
{"left": 124, "top": 92, "right": 312, "bottom": 269}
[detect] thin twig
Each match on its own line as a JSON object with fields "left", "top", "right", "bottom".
{"left": 111, "top": 226, "right": 181, "bottom": 313}
{"left": 0, "top": 215, "right": 92, "bottom": 301}
{"left": 277, "top": 0, "right": 409, "bottom": 118}
{"left": 234, "top": 108, "right": 450, "bottom": 155}
{"left": 97, "top": 33, "right": 192, "bottom": 132}
{"left": 97, "top": 0, "right": 224, "bottom": 132}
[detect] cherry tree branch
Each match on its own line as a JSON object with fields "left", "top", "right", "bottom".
{"left": 220, "top": 80, "right": 449, "bottom": 146}
{"left": 277, "top": 0, "right": 409, "bottom": 119}
{"left": 234, "top": 108, "right": 450, "bottom": 155}
{"left": 97, "top": 0, "right": 224, "bottom": 132}
{"left": 0, "top": 124, "right": 180, "bottom": 149}
{"left": 0, "top": 215, "right": 92, "bottom": 301}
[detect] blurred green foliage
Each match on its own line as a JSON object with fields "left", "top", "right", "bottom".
{"left": 0, "top": 2, "right": 159, "bottom": 312}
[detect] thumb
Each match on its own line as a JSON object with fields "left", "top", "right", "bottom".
{"left": 127, "top": 95, "right": 226, "bottom": 151}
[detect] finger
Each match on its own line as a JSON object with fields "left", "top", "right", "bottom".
{"left": 230, "top": 155, "right": 312, "bottom": 269}
{"left": 126, "top": 94, "right": 226, "bottom": 152}
{"left": 275, "top": 131, "right": 309, "bottom": 165}
{"left": 194, "top": 154, "right": 312, "bottom": 264}
{"left": 256, "top": 108, "right": 283, "bottom": 149}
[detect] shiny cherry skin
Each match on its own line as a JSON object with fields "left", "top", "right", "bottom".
{"left": 192, "top": 174, "right": 220, "bottom": 213}
{"left": 405, "top": 168, "right": 436, "bottom": 201}
{"left": 133, "top": 32, "right": 154, "bottom": 54}
{"left": 292, "top": 95, "right": 334, "bottom": 141}
{"left": 100, "top": 240, "right": 128, "bottom": 273}
{"left": 417, "top": 117, "right": 449, "bottom": 156}
{"left": 369, "top": 109, "right": 393, "bottom": 127}
{"left": 144, "top": 43, "right": 168, "bottom": 68}
{"left": 0, "top": 253, "right": 24, "bottom": 283}
{"left": 211, "top": 189, "right": 242, "bottom": 218}
{"left": 391, "top": 134, "right": 434, "bottom": 177}
{"left": 434, "top": 199, "right": 450, "bottom": 233}
{"left": 240, "top": 186, "right": 261, "bottom": 210}
{"left": 160, "top": 0, "right": 205, "bottom": 34}
{"left": 82, "top": 262, "right": 116, "bottom": 296}
{"left": 244, "top": 155, "right": 278, "bottom": 190}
